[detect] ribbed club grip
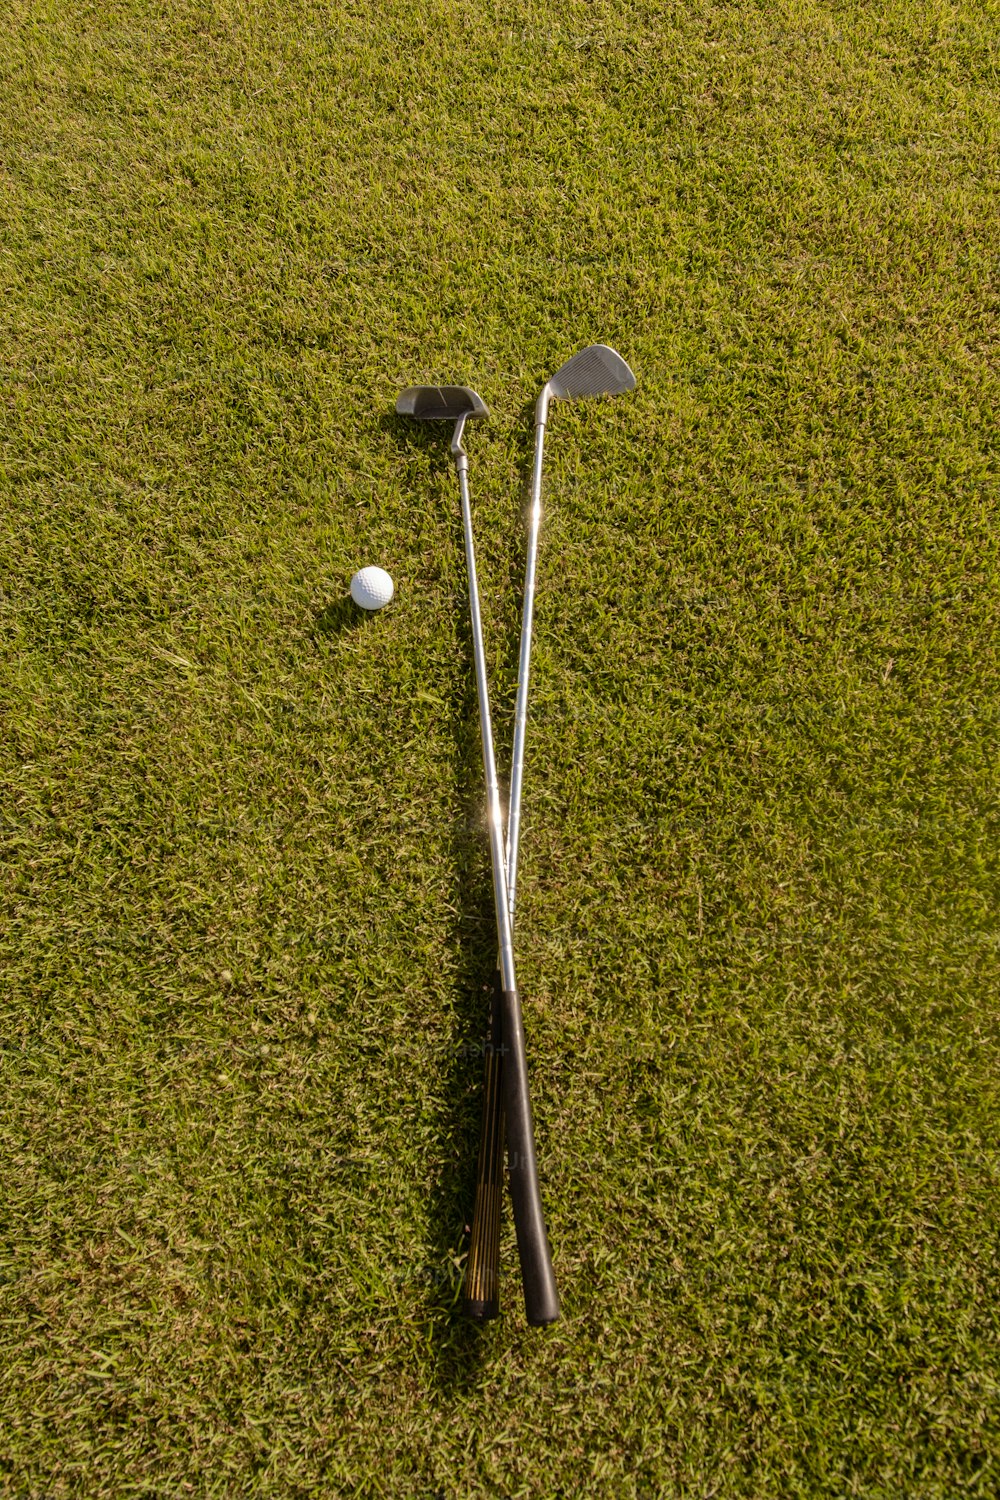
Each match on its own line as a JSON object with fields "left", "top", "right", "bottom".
{"left": 500, "top": 988, "right": 560, "bottom": 1325}
{"left": 462, "top": 975, "right": 505, "bottom": 1320}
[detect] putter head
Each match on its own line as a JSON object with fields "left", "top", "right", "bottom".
{"left": 538, "top": 344, "right": 635, "bottom": 422}
{"left": 396, "top": 385, "right": 488, "bottom": 422}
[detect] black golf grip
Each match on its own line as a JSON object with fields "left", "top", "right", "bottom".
{"left": 461, "top": 974, "right": 505, "bottom": 1320}
{"left": 500, "top": 987, "right": 560, "bottom": 1325}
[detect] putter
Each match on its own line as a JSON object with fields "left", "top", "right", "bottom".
{"left": 462, "top": 346, "right": 636, "bottom": 1321}
{"left": 396, "top": 384, "right": 560, "bottom": 1326}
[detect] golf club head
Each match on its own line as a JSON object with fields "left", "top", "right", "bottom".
{"left": 538, "top": 345, "right": 635, "bottom": 422}
{"left": 396, "top": 386, "right": 488, "bottom": 422}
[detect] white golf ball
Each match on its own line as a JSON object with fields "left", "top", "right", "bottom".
{"left": 350, "top": 566, "right": 395, "bottom": 611}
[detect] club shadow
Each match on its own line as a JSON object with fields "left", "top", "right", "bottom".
{"left": 418, "top": 588, "right": 507, "bottom": 1385}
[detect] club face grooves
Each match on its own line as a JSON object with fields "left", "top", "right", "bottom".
{"left": 548, "top": 344, "right": 636, "bottom": 403}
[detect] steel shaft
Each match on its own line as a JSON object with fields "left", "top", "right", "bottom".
{"left": 453, "top": 423, "right": 516, "bottom": 994}
{"left": 506, "top": 416, "right": 547, "bottom": 917}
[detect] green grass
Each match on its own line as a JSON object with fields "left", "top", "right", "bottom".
{"left": 2, "top": 0, "right": 1000, "bottom": 1493}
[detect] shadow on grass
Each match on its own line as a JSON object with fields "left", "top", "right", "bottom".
{"left": 312, "top": 595, "right": 371, "bottom": 638}
{"left": 384, "top": 401, "right": 547, "bottom": 1389}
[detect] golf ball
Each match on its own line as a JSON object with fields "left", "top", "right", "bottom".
{"left": 350, "top": 566, "right": 395, "bottom": 611}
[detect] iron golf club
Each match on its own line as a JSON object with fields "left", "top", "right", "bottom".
{"left": 396, "top": 383, "right": 560, "bottom": 1327}
{"left": 462, "top": 346, "right": 636, "bottom": 1321}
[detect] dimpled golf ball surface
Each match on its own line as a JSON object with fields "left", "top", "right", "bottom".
{"left": 350, "top": 566, "right": 394, "bottom": 610}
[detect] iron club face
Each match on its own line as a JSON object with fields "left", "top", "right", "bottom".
{"left": 536, "top": 344, "right": 635, "bottom": 424}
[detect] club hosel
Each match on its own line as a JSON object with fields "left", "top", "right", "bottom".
{"left": 450, "top": 412, "right": 469, "bottom": 466}
{"left": 534, "top": 385, "right": 552, "bottom": 427}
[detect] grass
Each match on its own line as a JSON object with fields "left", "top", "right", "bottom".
{"left": 2, "top": 0, "right": 999, "bottom": 1493}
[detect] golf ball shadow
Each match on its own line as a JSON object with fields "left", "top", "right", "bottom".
{"left": 313, "top": 597, "right": 373, "bottom": 637}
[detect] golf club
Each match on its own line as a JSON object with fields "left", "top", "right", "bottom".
{"left": 461, "top": 346, "right": 636, "bottom": 1321}
{"left": 396, "top": 384, "right": 560, "bottom": 1326}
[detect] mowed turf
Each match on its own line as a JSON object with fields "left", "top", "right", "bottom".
{"left": 2, "top": 0, "right": 999, "bottom": 1494}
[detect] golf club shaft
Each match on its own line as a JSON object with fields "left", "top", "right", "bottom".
{"left": 455, "top": 449, "right": 559, "bottom": 1327}
{"left": 463, "top": 350, "right": 634, "bottom": 1323}
{"left": 462, "top": 420, "right": 548, "bottom": 1322}
{"left": 506, "top": 420, "right": 546, "bottom": 916}
{"left": 456, "top": 451, "right": 515, "bottom": 990}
